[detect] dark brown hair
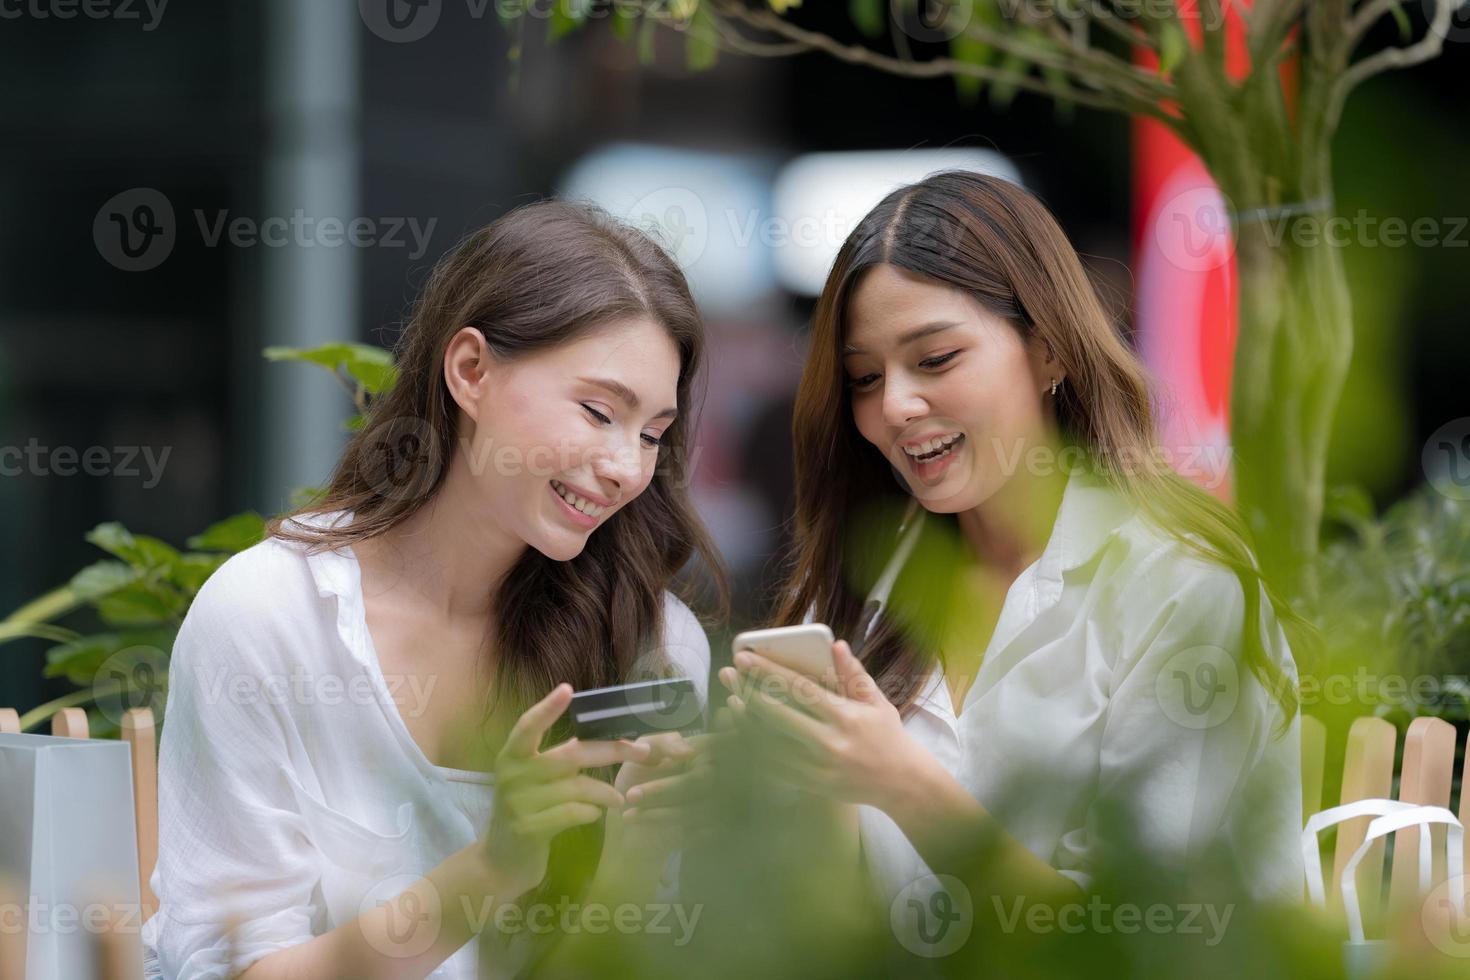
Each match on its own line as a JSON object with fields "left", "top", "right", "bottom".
{"left": 269, "top": 199, "right": 728, "bottom": 748}
{"left": 773, "top": 171, "right": 1309, "bottom": 728}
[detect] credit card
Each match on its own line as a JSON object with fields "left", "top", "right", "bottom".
{"left": 567, "top": 677, "right": 703, "bottom": 741}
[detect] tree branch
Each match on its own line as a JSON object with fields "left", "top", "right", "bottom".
{"left": 709, "top": 1, "right": 1190, "bottom": 135}
{"left": 1326, "top": 0, "right": 1454, "bottom": 131}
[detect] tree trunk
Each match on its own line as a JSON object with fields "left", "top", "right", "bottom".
{"left": 1227, "top": 172, "right": 1354, "bottom": 607}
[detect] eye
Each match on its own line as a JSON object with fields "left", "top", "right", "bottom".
{"left": 582, "top": 403, "right": 612, "bottom": 425}
{"left": 641, "top": 432, "right": 662, "bottom": 449}
{"left": 919, "top": 350, "right": 960, "bottom": 370}
{"left": 846, "top": 373, "right": 880, "bottom": 392}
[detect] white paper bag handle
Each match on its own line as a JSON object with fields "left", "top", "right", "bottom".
{"left": 1301, "top": 799, "right": 1421, "bottom": 908}
{"left": 1339, "top": 805, "right": 1464, "bottom": 944}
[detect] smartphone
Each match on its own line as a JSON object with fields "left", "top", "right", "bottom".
{"left": 731, "top": 623, "right": 836, "bottom": 677}
{"left": 567, "top": 677, "right": 703, "bottom": 741}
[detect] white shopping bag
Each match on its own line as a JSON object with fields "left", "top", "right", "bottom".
{"left": 1301, "top": 798, "right": 1467, "bottom": 979}
{"left": 0, "top": 732, "right": 143, "bottom": 979}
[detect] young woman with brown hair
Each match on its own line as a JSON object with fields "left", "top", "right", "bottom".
{"left": 714, "top": 171, "right": 1312, "bottom": 949}
{"left": 142, "top": 200, "right": 725, "bottom": 979}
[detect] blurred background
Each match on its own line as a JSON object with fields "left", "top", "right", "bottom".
{"left": 0, "top": 0, "right": 1466, "bottom": 719}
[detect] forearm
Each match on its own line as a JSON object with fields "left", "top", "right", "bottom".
{"left": 240, "top": 843, "right": 505, "bottom": 980}
{"left": 880, "top": 751, "right": 1082, "bottom": 910}
{"left": 521, "top": 827, "right": 670, "bottom": 978}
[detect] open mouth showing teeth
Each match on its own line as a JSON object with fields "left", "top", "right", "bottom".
{"left": 903, "top": 433, "right": 965, "bottom": 462}
{"left": 551, "top": 479, "right": 605, "bottom": 518}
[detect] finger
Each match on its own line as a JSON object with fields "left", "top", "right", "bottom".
{"left": 740, "top": 683, "right": 833, "bottom": 742}
{"left": 831, "top": 640, "right": 879, "bottom": 703}
{"left": 733, "top": 651, "right": 844, "bottom": 719}
{"left": 512, "top": 774, "right": 624, "bottom": 814}
{"left": 532, "top": 737, "right": 653, "bottom": 778}
{"left": 624, "top": 767, "right": 710, "bottom": 809}
{"left": 511, "top": 801, "right": 604, "bottom": 838}
{"left": 622, "top": 805, "right": 692, "bottom": 828}
{"left": 503, "top": 683, "right": 573, "bottom": 759}
{"left": 636, "top": 731, "right": 695, "bottom": 766}
{"left": 718, "top": 665, "right": 755, "bottom": 702}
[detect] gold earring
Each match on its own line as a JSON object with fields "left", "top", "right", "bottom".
{"left": 1050, "top": 377, "right": 1059, "bottom": 396}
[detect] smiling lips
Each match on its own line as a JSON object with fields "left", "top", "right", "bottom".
{"left": 550, "top": 479, "right": 609, "bottom": 529}
{"left": 900, "top": 431, "right": 966, "bottom": 480}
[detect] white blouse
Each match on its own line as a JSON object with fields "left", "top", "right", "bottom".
{"left": 141, "top": 512, "right": 711, "bottom": 980}
{"left": 852, "top": 470, "right": 1303, "bottom": 930}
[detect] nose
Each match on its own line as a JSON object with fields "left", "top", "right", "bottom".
{"left": 881, "top": 375, "right": 928, "bottom": 428}
{"left": 589, "top": 435, "right": 642, "bottom": 497}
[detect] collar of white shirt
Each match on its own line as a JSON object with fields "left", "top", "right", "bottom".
{"left": 907, "top": 467, "right": 1139, "bottom": 722}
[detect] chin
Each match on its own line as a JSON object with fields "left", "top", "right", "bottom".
{"left": 533, "top": 534, "right": 589, "bottom": 562}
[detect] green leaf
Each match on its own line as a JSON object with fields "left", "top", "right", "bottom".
{"left": 1158, "top": 22, "right": 1188, "bottom": 77}
{"left": 948, "top": 33, "right": 993, "bottom": 104}
{"left": 849, "top": 0, "right": 884, "bottom": 37}
{"left": 289, "top": 485, "right": 330, "bottom": 510}
{"left": 637, "top": 15, "right": 658, "bottom": 65}
{"left": 1389, "top": 1, "right": 1411, "bottom": 41}
{"left": 988, "top": 52, "right": 1029, "bottom": 109}
{"left": 262, "top": 343, "right": 395, "bottom": 396}
{"left": 68, "top": 561, "right": 141, "bottom": 602}
{"left": 1324, "top": 485, "right": 1377, "bottom": 537}
{"left": 85, "top": 523, "right": 181, "bottom": 571}
{"left": 170, "top": 553, "right": 230, "bottom": 596}
{"left": 609, "top": 7, "right": 636, "bottom": 41}
{"left": 96, "top": 581, "right": 184, "bottom": 626}
{"left": 43, "top": 629, "right": 173, "bottom": 685}
{"left": 686, "top": 5, "right": 719, "bottom": 71}
{"left": 186, "top": 512, "right": 267, "bottom": 554}
{"left": 548, "top": 2, "right": 586, "bottom": 42}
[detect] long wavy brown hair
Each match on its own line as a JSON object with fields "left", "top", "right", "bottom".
{"left": 772, "top": 171, "right": 1311, "bottom": 730}
{"left": 268, "top": 200, "right": 728, "bottom": 749}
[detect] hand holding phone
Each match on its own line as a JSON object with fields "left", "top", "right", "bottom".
{"left": 730, "top": 623, "right": 836, "bottom": 677}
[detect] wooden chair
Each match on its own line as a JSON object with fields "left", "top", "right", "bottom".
{"left": 1301, "top": 714, "right": 1468, "bottom": 932}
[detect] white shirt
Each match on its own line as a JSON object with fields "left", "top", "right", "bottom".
{"left": 141, "top": 512, "right": 711, "bottom": 980}
{"left": 853, "top": 470, "right": 1303, "bottom": 923}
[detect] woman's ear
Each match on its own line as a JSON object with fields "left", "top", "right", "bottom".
{"left": 444, "top": 326, "right": 493, "bottom": 421}
{"left": 1029, "top": 336, "right": 1066, "bottom": 394}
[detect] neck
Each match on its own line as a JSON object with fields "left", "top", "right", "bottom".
{"left": 954, "top": 430, "right": 1070, "bottom": 578}
{"left": 358, "top": 455, "right": 528, "bottom": 621}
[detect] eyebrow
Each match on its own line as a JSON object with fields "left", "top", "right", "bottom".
{"left": 578, "top": 376, "right": 678, "bottom": 420}
{"left": 842, "top": 321, "right": 960, "bottom": 356}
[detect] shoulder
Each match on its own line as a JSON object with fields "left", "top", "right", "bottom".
{"left": 1104, "top": 517, "right": 1295, "bottom": 677}
{"left": 173, "top": 532, "right": 331, "bottom": 675}
{"left": 660, "top": 591, "right": 710, "bottom": 663}
{"left": 658, "top": 591, "right": 712, "bottom": 704}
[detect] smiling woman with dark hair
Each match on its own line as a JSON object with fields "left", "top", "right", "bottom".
{"left": 141, "top": 200, "right": 727, "bottom": 980}
{"left": 717, "top": 171, "right": 1312, "bottom": 950}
